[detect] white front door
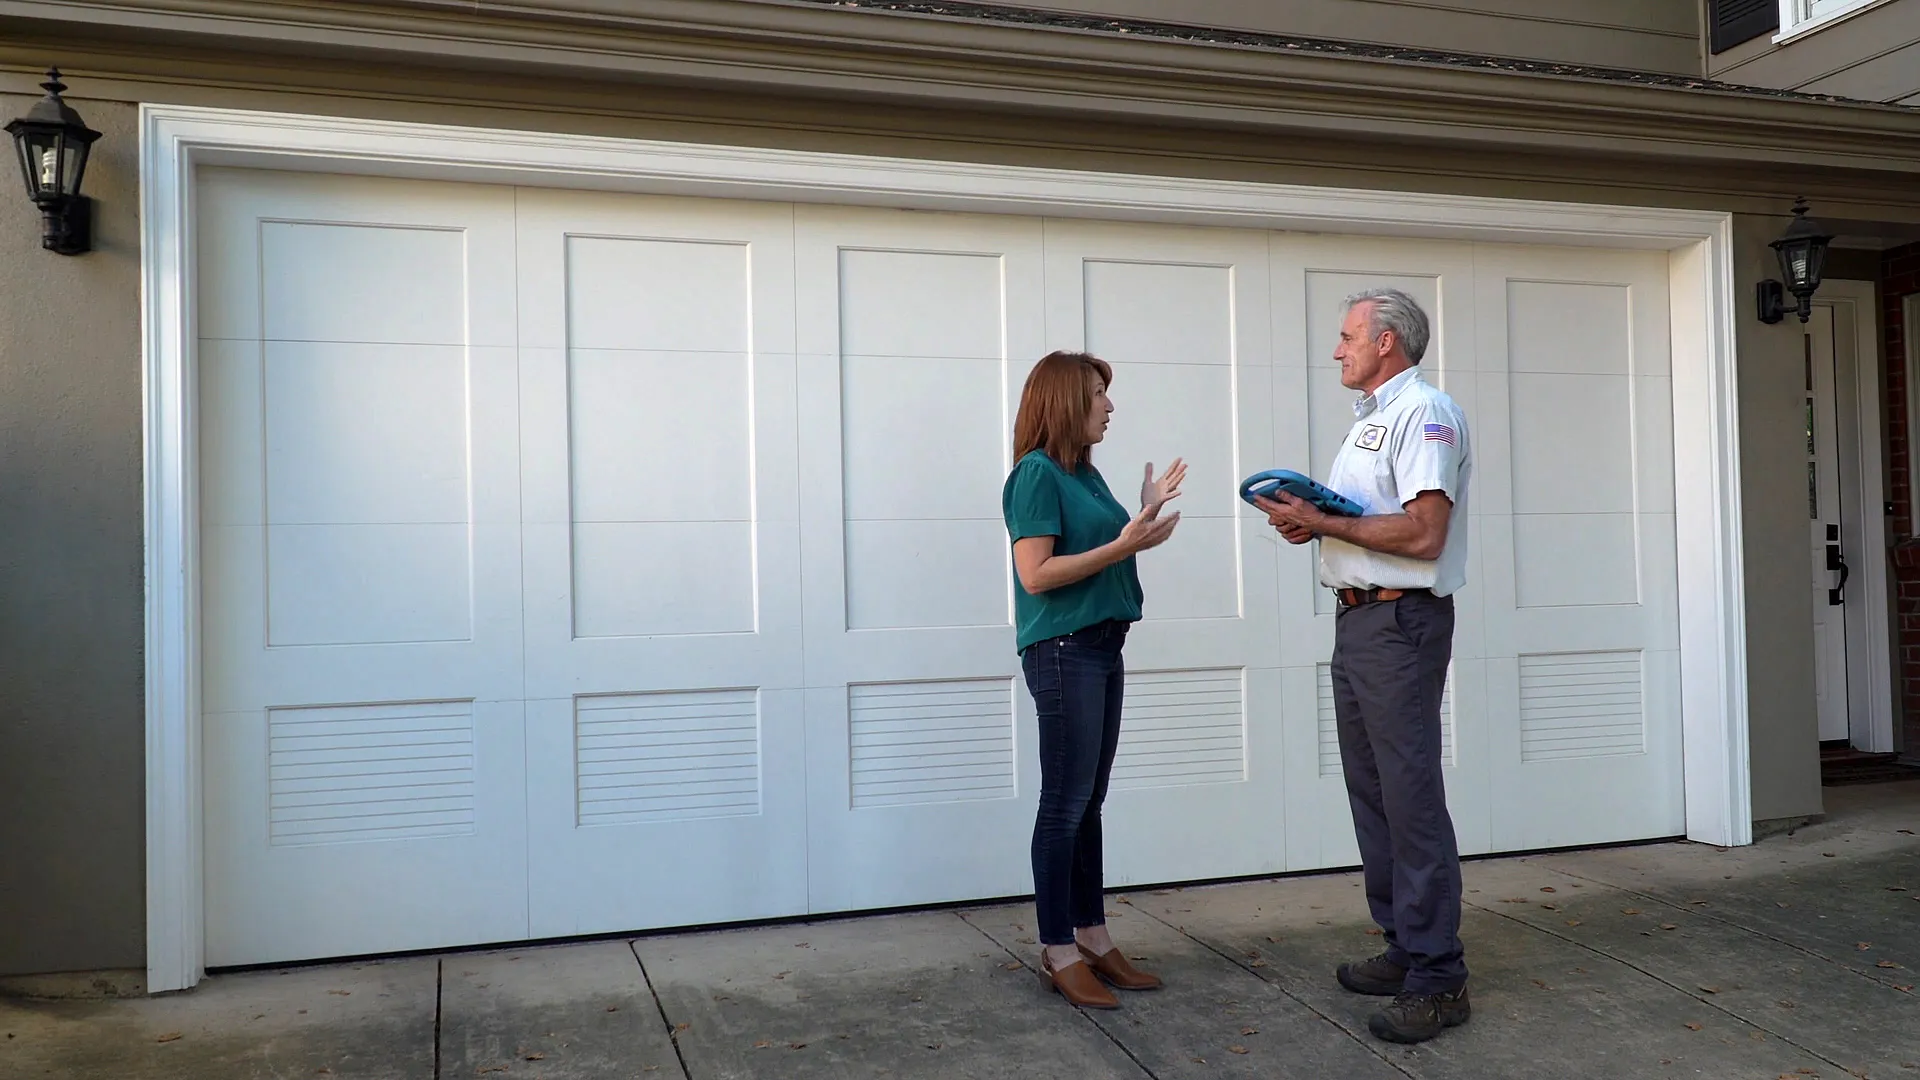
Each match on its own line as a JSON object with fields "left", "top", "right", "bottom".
{"left": 1806, "top": 305, "right": 1852, "bottom": 743}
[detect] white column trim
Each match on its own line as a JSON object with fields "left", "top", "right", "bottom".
{"left": 138, "top": 102, "right": 1750, "bottom": 992}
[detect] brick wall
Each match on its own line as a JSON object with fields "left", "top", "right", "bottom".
{"left": 1882, "top": 242, "right": 1920, "bottom": 761}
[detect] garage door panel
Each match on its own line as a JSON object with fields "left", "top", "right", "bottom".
{"left": 519, "top": 521, "right": 804, "bottom": 691}
{"left": 1472, "top": 246, "right": 1684, "bottom": 847}
{"left": 200, "top": 526, "right": 522, "bottom": 712}
{"left": 200, "top": 338, "right": 267, "bottom": 528}
{"left": 1635, "top": 376, "right": 1680, "bottom": 515}
{"left": 1041, "top": 220, "right": 1287, "bottom": 880}
{"left": 204, "top": 701, "right": 530, "bottom": 967}
{"left": 841, "top": 354, "right": 1007, "bottom": 521}
{"left": 842, "top": 519, "right": 1010, "bottom": 630}
{"left": 793, "top": 208, "right": 1043, "bottom": 688}
{"left": 797, "top": 211, "right": 1047, "bottom": 912}
{"left": 565, "top": 348, "right": 754, "bottom": 524}
{"left": 836, "top": 247, "right": 1007, "bottom": 360}
{"left": 525, "top": 690, "right": 809, "bottom": 938}
{"left": 1275, "top": 243, "right": 1476, "bottom": 654}
{"left": 515, "top": 197, "right": 803, "bottom": 696}
{"left": 1082, "top": 258, "right": 1237, "bottom": 366}
{"left": 1102, "top": 665, "right": 1277, "bottom": 885}
{"left": 1485, "top": 648, "right": 1684, "bottom": 849}
{"left": 804, "top": 682, "right": 1033, "bottom": 913}
{"left": 513, "top": 190, "right": 796, "bottom": 352}
{"left": 1280, "top": 654, "right": 1494, "bottom": 873}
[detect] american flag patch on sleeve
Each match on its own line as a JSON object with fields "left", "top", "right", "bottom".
{"left": 1423, "top": 423, "right": 1456, "bottom": 446}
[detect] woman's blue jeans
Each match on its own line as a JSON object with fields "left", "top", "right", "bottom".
{"left": 1021, "top": 619, "right": 1127, "bottom": 946}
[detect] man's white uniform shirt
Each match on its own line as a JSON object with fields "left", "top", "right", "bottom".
{"left": 1319, "top": 365, "right": 1472, "bottom": 597}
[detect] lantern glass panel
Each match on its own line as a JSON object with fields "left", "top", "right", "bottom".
{"left": 1804, "top": 242, "right": 1828, "bottom": 292}
{"left": 9, "top": 129, "right": 33, "bottom": 199}
{"left": 1784, "top": 245, "right": 1811, "bottom": 287}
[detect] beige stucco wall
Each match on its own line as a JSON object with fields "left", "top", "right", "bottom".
{"left": 1732, "top": 214, "right": 1829, "bottom": 825}
{"left": 0, "top": 92, "right": 145, "bottom": 976}
{"left": 0, "top": 58, "right": 1847, "bottom": 973}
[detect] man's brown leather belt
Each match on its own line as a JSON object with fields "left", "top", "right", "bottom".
{"left": 1334, "top": 586, "right": 1427, "bottom": 608}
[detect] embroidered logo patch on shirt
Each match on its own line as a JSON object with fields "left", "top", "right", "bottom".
{"left": 1423, "top": 423, "right": 1456, "bottom": 446}
{"left": 1355, "top": 424, "right": 1387, "bottom": 451}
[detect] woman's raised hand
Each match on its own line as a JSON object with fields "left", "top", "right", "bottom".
{"left": 1117, "top": 504, "right": 1181, "bottom": 556}
{"left": 1140, "top": 459, "right": 1187, "bottom": 520}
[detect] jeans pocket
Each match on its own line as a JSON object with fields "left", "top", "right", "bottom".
{"left": 1023, "top": 640, "right": 1063, "bottom": 698}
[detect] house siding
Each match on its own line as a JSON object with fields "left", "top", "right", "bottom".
{"left": 968, "top": 0, "right": 1703, "bottom": 74}
{"left": 1708, "top": 0, "right": 1920, "bottom": 104}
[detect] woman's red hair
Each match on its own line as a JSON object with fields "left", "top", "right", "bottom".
{"left": 1013, "top": 350, "right": 1113, "bottom": 471}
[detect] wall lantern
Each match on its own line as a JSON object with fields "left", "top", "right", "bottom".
{"left": 1756, "top": 197, "right": 1834, "bottom": 325}
{"left": 6, "top": 69, "right": 102, "bottom": 256}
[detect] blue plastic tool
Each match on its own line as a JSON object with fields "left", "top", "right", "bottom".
{"left": 1238, "top": 469, "right": 1366, "bottom": 518}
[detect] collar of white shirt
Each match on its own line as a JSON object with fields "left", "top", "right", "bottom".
{"left": 1352, "top": 365, "right": 1424, "bottom": 420}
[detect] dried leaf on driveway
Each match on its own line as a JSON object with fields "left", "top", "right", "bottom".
{"left": 754, "top": 1041, "right": 772, "bottom": 1049}
{"left": 1621, "top": 909, "right": 1643, "bottom": 915}
{"left": 1540, "top": 887, "right": 1557, "bottom": 893}
{"left": 1858, "top": 942, "right": 1874, "bottom": 950}
{"left": 157, "top": 1033, "right": 183, "bottom": 1044}
{"left": 1878, "top": 961, "right": 1903, "bottom": 969}
{"left": 1684, "top": 1022, "right": 1703, "bottom": 1031}
{"left": 1565, "top": 920, "right": 1583, "bottom": 927}
{"left": 1228, "top": 1045, "right": 1251, "bottom": 1055}
{"left": 1001, "top": 962, "right": 1023, "bottom": 971}
{"left": 524, "top": 1053, "right": 546, "bottom": 1062}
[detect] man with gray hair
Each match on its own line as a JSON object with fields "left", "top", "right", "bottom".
{"left": 1253, "top": 287, "right": 1473, "bottom": 1044}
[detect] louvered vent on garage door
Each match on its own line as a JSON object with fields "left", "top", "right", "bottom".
{"left": 1709, "top": 0, "right": 1779, "bottom": 53}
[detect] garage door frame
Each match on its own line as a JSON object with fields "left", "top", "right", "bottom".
{"left": 137, "top": 102, "right": 1748, "bottom": 993}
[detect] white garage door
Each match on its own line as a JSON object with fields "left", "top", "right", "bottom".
{"left": 198, "top": 168, "right": 1684, "bottom": 967}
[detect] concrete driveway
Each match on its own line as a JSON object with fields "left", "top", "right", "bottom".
{"left": 6, "top": 781, "right": 1916, "bottom": 1080}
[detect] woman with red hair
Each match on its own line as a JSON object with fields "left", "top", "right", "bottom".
{"left": 1002, "top": 349, "right": 1186, "bottom": 1009}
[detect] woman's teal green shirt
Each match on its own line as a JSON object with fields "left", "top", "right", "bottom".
{"left": 1001, "top": 450, "right": 1143, "bottom": 652}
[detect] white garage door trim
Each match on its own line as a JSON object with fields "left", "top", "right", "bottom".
{"left": 138, "top": 102, "right": 1747, "bottom": 993}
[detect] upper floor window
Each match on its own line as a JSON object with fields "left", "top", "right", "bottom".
{"left": 1776, "top": 0, "right": 1893, "bottom": 41}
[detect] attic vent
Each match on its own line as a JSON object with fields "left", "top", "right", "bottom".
{"left": 1710, "top": 0, "right": 1779, "bottom": 53}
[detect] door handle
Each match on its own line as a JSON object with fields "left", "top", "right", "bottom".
{"left": 1828, "top": 543, "right": 1849, "bottom": 605}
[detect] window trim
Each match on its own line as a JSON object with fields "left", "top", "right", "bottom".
{"left": 1774, "top": 0, "right": 1894, "bottom": 43}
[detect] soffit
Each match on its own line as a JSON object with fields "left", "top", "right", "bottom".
{"left": 3, "top": 0, "right": 1920, "bottom": 177}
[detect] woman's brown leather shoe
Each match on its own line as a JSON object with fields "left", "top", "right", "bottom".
{"left": 1078, "top": 945, "right": 1164, "bottom": 991}
{"left": 1040, "top": 956, "right": 1120, "bottom": 1009}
